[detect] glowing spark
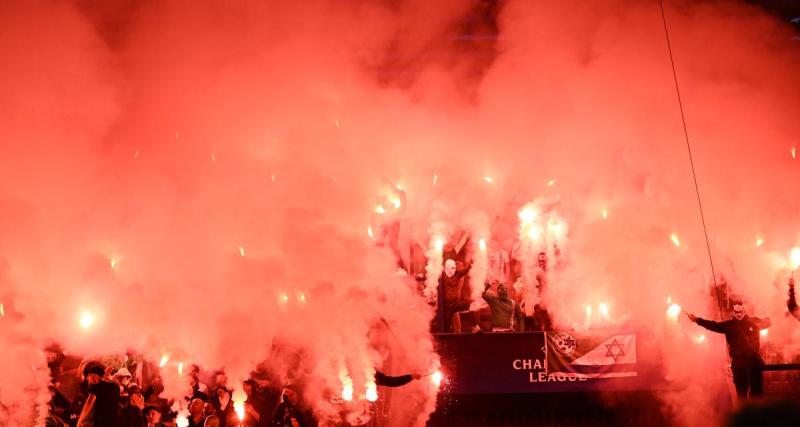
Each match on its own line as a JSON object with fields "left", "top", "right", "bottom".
{"left": 109, "top": 257, "right": 118, "bottom": 270}
{"left": 585, "top": 305, "right": 593, "bottom": 318}
{"left": 298, "top": 292, "right": 306, "bottom": 303}
{"left": 547, "top": 179, "right": 556, "bottom": 186}
{"left": 365, "top": 382, "right": 378, "bottom": 402}
{"left": 175, "top": 132, "right": 180, "bottom": 139}
{"left": 598, "top": 303, "right": 609, "bottom": 317}
{"left": 670, "top": 233, "right": 681, "bottom": 247}
{"left": 790, "top": 247, "right": 800, "bottom": 270}
{"left": 432, "top": 174, "right": 438, "bottom": 185}
{"left": 793, "top": 146, "right": 797, "bottom": 159}
{"left": 239, "top": 246, "right": 246, "bottom": 257}
{"left": 367, "top": 227, "right": 374, "bottom": 239}
{"left": 375, "top": 205, "right": 386, "bottom": 215}
{"left": 431, "top": 370, "right": 443, "bottom": 387}
{"left": 133, "top": 150, "right": 140, "bottom": 158}
{"left": 0, "top": 303, "right": 4, "bottom": 317}
{"left": 271, "top": 174, "right": 276, "bottom": 184}
{"left": 333, "top": 119, "right": 341, "bottom": 129}
{"left": 232, "top": 388, "right": 247, "bottom": 421}
{"left": 755, "top": 236, "right": 764, "bottom": 248}
{"left": 210, "top": 153, "right": 217, "bottom": 163}
{"left": 602, "top": 209, "right": 608, "bottom": 220}
{"left": 279, "top": 293, "right": 289, "bottom": 304}
{"left": 667, "top": 303, "right": 682, "bottom": 321}
{"left": 159, "top": 354, "right": 169, "bottom": 368}
{"left": 667, "top": 295, "right": 672, "bottom": 304}
{"left": 177, "top": 362, "right": 184, "bottom": 376}
{"left": 395, "top": 183, "right": 403, "bottom": 191}
{"left": 390, "top": 196, "right": 402, "bottom": 209}
{"left": 760, "top": 328, "right": 769, "bottom": 338}
{"left": 79, "top": 310, "right": 95, "bottom": 330}
{"left": 696, "top": 334, "right": 706, "bottom": 344}
{"left": 479, "top": 238, "right": 487, "bottom": 251}
{"left": 484, "top": 176, "right": 493, "bottom": 184}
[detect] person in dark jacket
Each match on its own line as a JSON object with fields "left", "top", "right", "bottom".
{"left": 687, "top": 302, "right": 771, "bottom": 398}
{"left": 787, "top": 278, "right": 800, "bottom": 321}
{"left": 76, "top": 362, "right": 120, "bottom": 427}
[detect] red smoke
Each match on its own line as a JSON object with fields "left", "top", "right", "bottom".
{"left": 1, "top": 0, "right": 799, "bottom": 425}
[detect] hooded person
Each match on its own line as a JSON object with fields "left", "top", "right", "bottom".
{"left": 76, "top": 362, "right": 120, "bottom": 427}
{"left": 270, "top": 384, "right": 316, "bottom": 427}
{"left": 687, "top": 300, "right": 771, "bottom": 398}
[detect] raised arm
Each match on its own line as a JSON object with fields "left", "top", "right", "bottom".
{"left": 687, "top": 313, "right": 726, "bottom": 333}
{"left": 375, "top": 371, "right": 414, "bottom": 388}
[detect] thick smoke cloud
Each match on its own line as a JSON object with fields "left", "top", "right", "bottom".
{"left": 1, "top": 0, "right": 799, "bottom": 425}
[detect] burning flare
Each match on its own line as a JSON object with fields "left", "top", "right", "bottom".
{"left": 790, "top": 247, "right": 800, "bottom": 270}
{"left": 667, "top": 303, "right": 682, "bottom": 321}
{"left": 598, "top": 303, "right": 609, "bottom": 318}
{"left": 78, "top": 310, "right": 95, "bottom": 330}
{"left": 670, "top": 233, "right": 681, "bottom": 247}
{"left": 431, "top": 370, "right": 443, "bottom": 387}
{"left": 159, "top": 354, "right": 170, "bottom": 368}
{"left": 232, "top": 388, "right": 248, "bottom": 421}
{"left": 484, "top": 176, "right": 494, "bottom": 184}
{"left": 341, "top": 375, "right": 354, "bottom": 402}
{"left": 365, "top": 381, "right": 378, "bottom": 402}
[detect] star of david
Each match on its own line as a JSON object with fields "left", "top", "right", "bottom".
{"left": 605, "top": 339, "right": 626, "bottom": 362}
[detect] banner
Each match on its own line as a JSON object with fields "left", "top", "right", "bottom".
{"left": 546, "top": 332, "right": 637, "bottom": 378}
{"left": 435, "top": 332, "right": 643, "bottom": 394}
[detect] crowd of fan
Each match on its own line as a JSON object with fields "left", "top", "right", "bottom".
{"left": 45, "top": 353, "right": 316, "bottom": 427}
{"left": 415, "top": 235, "right": 556, "bottom": 334}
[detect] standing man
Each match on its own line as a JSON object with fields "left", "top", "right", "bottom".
{"left": 437, "top": 259, "right": 474, "bottom": 333}
{"left": 686, "top": 302, "right": 771, "bottom": 398}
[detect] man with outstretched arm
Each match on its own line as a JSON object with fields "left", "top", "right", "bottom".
{"left": 686, "top": 302, "right": 770, "bottom": 398}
